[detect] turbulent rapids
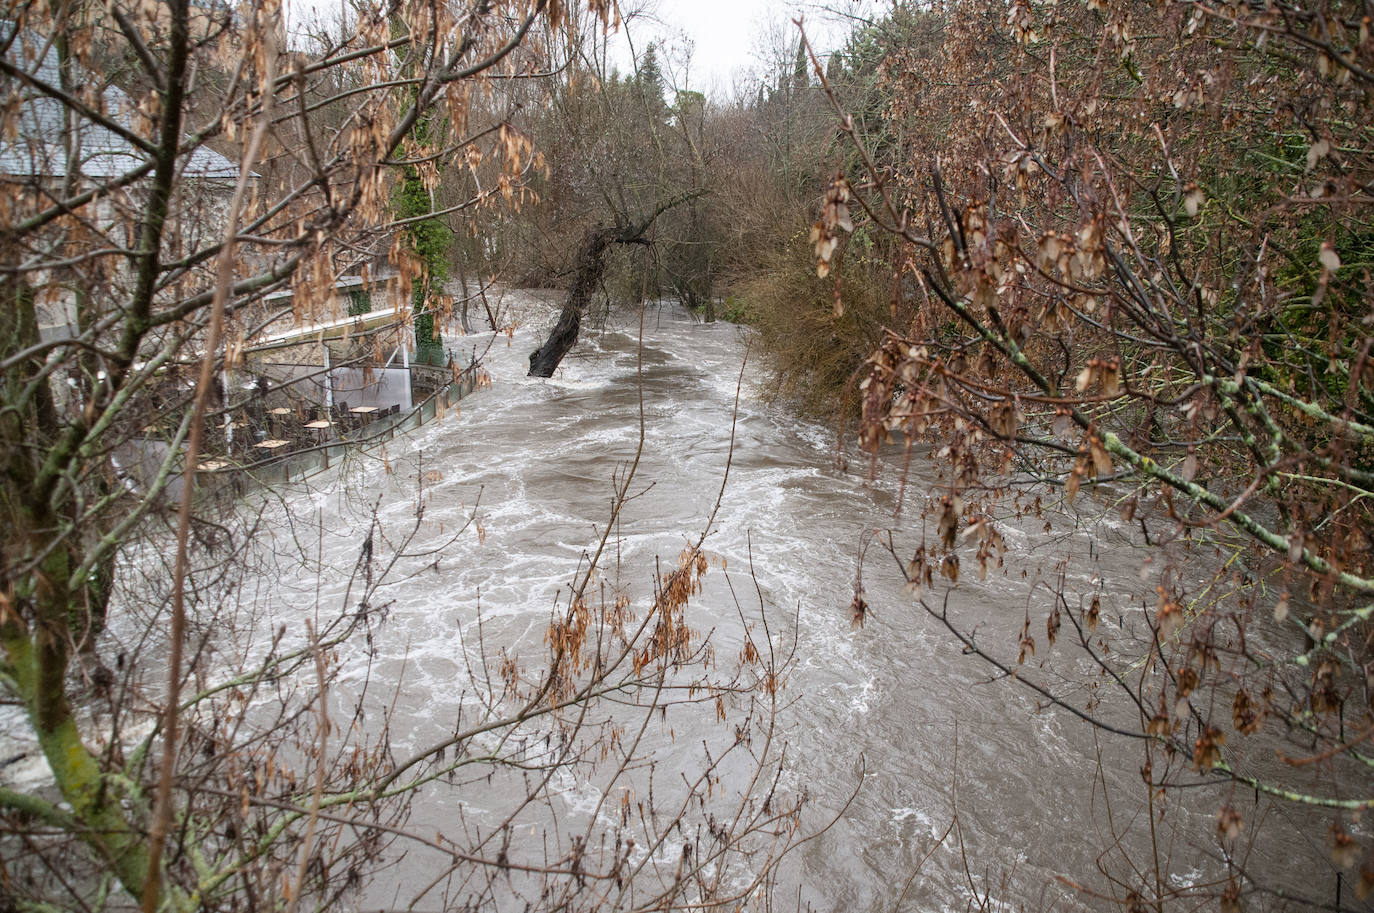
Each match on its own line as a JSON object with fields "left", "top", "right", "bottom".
{"left": 128, "top": 292, "right": 1309, "bottom": 911}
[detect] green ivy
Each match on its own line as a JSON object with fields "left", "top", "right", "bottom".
{"left": 395, "top": 164, "right": 451, "bottom": 362}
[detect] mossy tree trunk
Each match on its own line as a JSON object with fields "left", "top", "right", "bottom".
{"left": 0, "top": 282, "right": 152, "bottom": 901}
{"left": 394, "top": 60, "right": 452, "bottom": 368}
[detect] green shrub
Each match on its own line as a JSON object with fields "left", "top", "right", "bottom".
{"left": 731, "top": 229, "right": 895, "bottom": 415}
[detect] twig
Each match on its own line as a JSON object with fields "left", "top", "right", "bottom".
{"left": 141, "top": 16, "right": 279, "bottom": 912}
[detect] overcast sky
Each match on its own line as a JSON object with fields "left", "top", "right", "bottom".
{"left": 284, "top": 0, "right": 873, "bottom": 101}
{"left": 604, "top": 0, "right": 872, "bottom": 100}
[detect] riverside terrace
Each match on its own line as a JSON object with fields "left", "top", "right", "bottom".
{"left": 115, "top": 295, "right": 485, "bottom": 497}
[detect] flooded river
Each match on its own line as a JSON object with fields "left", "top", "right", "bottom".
{"left": 88, "top": 293, "right": 1359, "bottom": 911}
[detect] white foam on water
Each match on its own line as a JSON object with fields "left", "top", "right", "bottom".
{"left": 891, "top": 805, "right": 940, "bottom": 841}
{"left": 45, "top": 298, "right": 1250, "bottom": 913}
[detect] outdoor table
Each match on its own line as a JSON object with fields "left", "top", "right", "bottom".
{"left": 304, "top": 420, "right": 332, "bottom": 430}
{"left": 197, "top": 460, "right": 230, "bottom": 471}
{"left": 349, "top": 405, "right": 379, "bottom": 414}
{"left": 254, "top": 439, "right": 289, "bottom": 450}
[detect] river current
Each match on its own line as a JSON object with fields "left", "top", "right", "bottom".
{"left": 104, "top": 293, "right": 1363, "bottom": 910}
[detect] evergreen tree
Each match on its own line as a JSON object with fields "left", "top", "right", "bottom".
{"left": 635, "top": 43, "right": 666, "bottom": 119}
{"left": 791, "top": 37, "right": 808, "bottom": 93}
{"left": 825, "top": 50, "right": 842, "bottom": 86}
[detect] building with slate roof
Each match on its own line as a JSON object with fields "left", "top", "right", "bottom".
{"left": 0, "top": 34, "right": 240, "bottom": 180}
{"left": 0, "top": 29, "right": 243, "bottom": 341}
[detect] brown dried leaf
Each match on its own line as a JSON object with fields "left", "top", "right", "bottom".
{"left": 1052, "top": 412, "right": 1074, "bottom": 439}
{"left": 1320, "top": 241, "right": 1341, "bottom": 273}
{"left": 1089, "top": 437, "right": 1113, "bottom": 478}
{"left": 938, "top": 496, "right": 958, "bottom": 548}
{"left": 1193, "top": 726, "right": 1225, "bottom": 770}
{"left": 1181, "top": 451, "right": 1198, "bottom": 482}
{"left": 849, "top": 594, "right": 868, "bottom": 629}
{"left": 1156, "top": 589, "right": 1183, "bottom": 641}
{"left": 1075, "top": 365, "right": 1094, "bottom": 392}
{"left": 1101, "top": 363, "right": 1120, "bottom": 397}
{"left": 1217, "top": 806, "right": 1244, "bottom": 842}
{"left": 1331, "top": 824, "right": 1358, "bottom": 869}
{"left": 1306, "top": 138, "right": 1331, "bottom": 171}
{"left": 1183, "top": 183, "right": 1204, "bottom": 217}
{"left": 1065, "top": 461, "right": 1083, "bottom": 503}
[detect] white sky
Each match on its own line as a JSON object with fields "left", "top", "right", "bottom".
{"left": 282, "top": 1, "right": 874, "bottom": 102}
{"left": 605, "top": 0, "right": 872, "bottom": 100}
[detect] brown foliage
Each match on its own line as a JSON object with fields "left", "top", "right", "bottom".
{"left": 808, "top": 0, "right": 1374, "bottom": 906}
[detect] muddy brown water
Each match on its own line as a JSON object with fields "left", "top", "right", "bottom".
{"left": 53, "top": 292, "right": 1365, "bottom": 911}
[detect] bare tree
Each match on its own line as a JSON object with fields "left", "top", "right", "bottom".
{"left": 0, "top": 1, "right": 809, "bottom": 909}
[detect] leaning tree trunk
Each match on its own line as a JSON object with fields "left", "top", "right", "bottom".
{"left": 528, "top": 227, "right": 617, "bottom": 377}
{"left": 528, "top": 190, "right": 707, "bottom": 378}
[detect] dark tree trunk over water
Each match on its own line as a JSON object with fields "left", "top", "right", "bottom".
{"left": 527, "top": 190, "right": 707, "bottom": 378}
{"left": 527, "top": 227, "right": 620, "bottom": 377}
